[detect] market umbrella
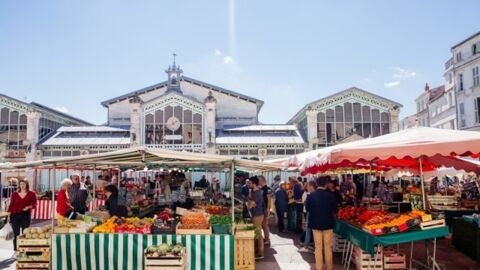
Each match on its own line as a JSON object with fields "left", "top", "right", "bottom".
{"left": 294, "top": 127, "right": 480, "bottom": 209}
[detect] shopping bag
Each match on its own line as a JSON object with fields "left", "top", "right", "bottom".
{"left": 0, "top": 223, "right": 14, "bottom": 241}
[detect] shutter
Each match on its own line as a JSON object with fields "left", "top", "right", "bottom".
{"left": 475, "top": 98, "right": 479, "bottom": 123}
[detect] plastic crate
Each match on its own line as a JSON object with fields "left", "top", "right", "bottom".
{"left": 211, "top": 224, "right": 231, "bottom": 235}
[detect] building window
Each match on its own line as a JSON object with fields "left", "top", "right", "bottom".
{"left": 459, "top": 74, "right": 464, "bottom": 91}
{"left": 448, "top": 73, "right": 452, "bottom": 84}
{"left": 460, "top": 102, "right": 465, "bottom": 115}
{"left": 476, "top": 97, "right": 480, "bottom": 123}
{"left": 456, "top": 52, "right": 462, "bottom": 62}
{"left": 473, "top": 44, "right": 478, "bottom": 55}
{"left": 473, "top": 67, "right": 480, "bottom": 87}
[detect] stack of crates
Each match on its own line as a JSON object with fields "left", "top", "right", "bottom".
{"left": 352, "top": 246, "right": 383, "bottom": 270}
{"left": 383, "top": 247, "right": 407, "bottom": 269}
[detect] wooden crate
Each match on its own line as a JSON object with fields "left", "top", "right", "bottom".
{"left": 420, "top": 219, "right": 446, "bottom": 230}
{"left": 384, "top": 253, "right": 406, "bottom": 269}
{"left": 145, "top": 253, "right": 186, "bottom": 270}
{"left": 17, "top": 246, "right": 50, "bottom": 253}
{"left": 16, "top": 262, "right": 49, "bottom": 269}
{"left": 17, "top": 237, "right": 50, "bottom": 247}
{"left": 234, "top": 224, "right": 255, "bottom": 270}
{"left": 175, "top": 223, "right": 212, "bottom": 235}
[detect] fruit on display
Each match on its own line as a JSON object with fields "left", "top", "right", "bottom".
{"left": 206, "top": 205, "right": 230, "bottom": 215}
{"left": 22, "top": 225, "right": 52, "bottom": 239}
{"left": 158, "top": 209, "right": 174, "bottom": 222}
{"left": 92, "top": 216, "right": 154, "bottom": 233}
{"left": 337, "top": 206, "right": 366, "bottom": 222}
{"left": 93, "top": 217, "right": 117, "bottom": 233}
{"left": 179, "top": 212, "right": 209, "bottom": 229}
{"left": 145, "top": 243, "right": 185, "bottom": 258}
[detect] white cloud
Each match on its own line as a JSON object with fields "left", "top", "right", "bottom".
{"left": 384, "top": 81, "right": 400, "bottom": 88}
{"left": 52, "top": 106, "right": 69, "bottom": 113}
{"left": 392, "top": 67, "right": 416, "bottom": 79}
{"left": 358, "top": 77, "right": 370, "bottom": 84}
{"left": 214, "top": 49, "right": 222, "bottom": 56}
{"left": 223, "top": 56, "right": 233, "bottom": 64}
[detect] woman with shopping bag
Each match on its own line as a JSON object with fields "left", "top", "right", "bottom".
{"left": 7, "top": 180, "right": 37, "bottom": 250}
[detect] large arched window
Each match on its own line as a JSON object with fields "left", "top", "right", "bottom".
{"left": 0, "top": 107, "right": 28, "bottom": 149}
{"left": 143, "top": 101, "right": 203, "bottom": 148}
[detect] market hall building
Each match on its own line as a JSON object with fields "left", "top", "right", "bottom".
{"left": 1, "top": 61, "right": 402, "bottom": 166}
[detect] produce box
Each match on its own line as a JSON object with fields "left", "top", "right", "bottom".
{"left": 144, "top": 244, "right": 187, "bottom": 270}
{"left": 16, "top": 262, "right": 49, "bottom": 269}
{"left": 420, "top": 219, "right": 446, "bottom": 230}
{"left": 211, "top": 224, "right": 231, "bottom": 234}
{"left": 17, "top": 237, "right": 50, "bottom": 246}
{"left": 384, "top": 253, "right": 406, "bottom": 269}
{"left": 176, "top": 223, "right": 212, "bottom": 235}
{"left": 234, "top": 224, "right": 255, "bottom": 270}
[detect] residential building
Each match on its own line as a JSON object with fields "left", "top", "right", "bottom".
{"left": 449, "top": 31, "right": 480, "bottom": 130}
{"left": 400, "top": 114, "right": 418, "bottom": 130}
{"left": 287, "top": 87, "right": 402, "bottom": 150}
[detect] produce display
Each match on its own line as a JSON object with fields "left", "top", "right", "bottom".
{"left": 209, "top": 215, "right": 233, "bottom": 226}
{"left": 179, "top": 212, "right": 209, "bottom": 229}
{"left": 205, "top": 205, "right": 230, "bottom": 215}
{"left": 22, "top": 225, "right": 52, "bottom": 239}
{"left": 337, "top": 206, "right": 427, "bottom": 235}
{"left": 236, "top": 224, "right": 260, "bottom": 240}
{"left": 92, "top": 216, "right": 154, "bottom": 233}
{"left": 145, "top": 243, "right": 185, "bottom": 258}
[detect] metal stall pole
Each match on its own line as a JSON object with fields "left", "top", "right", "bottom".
{"left": 51, "top": 163, "right": 57, "bottom": 230}
{"left": 419, "top": 158, "right": 426, "bottom": 210}
{"left": 93, "top": 164, "right": 97, "bottom": 209}
{"left": 230, "top": 161, "right": 235, "bottom": 228}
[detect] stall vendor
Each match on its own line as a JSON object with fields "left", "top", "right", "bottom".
{"left": 57, "top": 178, "right": 77, "bottom": 220}
{"left": 104, "top": 185, "right": 128, "bottom": 218}
{"left": 70, "top": 174, "right": 88, "bottom": 214}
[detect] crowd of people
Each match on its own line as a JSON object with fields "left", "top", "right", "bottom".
{"left": 240, "top": 173, "right": 361, "bottom": 270}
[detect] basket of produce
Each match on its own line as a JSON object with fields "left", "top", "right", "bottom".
{"left": 144, "top": 243, "right": 186, "bottom": 269}
{"left": 18, "top": 225, "right": 52, "bottom": 246}
{"left": 177, "top": 212, "right": 211, "bottom": 235}
{"left": 209, "top": 215, "right": 232, "bottom": 234}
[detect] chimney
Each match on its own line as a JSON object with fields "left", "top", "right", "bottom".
{"left": 424, "top": 83, "right": 430, "bottom": 92}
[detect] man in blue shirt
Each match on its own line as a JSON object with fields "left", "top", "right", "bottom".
{"left": 306, "top": 176, "right": 337, "bottom": 270}
{"left": 292, "top": 176, "right": 304, "bottom": 233}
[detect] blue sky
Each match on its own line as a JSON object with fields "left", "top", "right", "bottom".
{"left": 0, "top": 1, "right": 479, "bottom": 125}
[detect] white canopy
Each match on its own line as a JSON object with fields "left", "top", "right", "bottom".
{"left": 3, "top": 146, "right": 283, "bottom": 172}
{"left": 289, "top": 127, "right": 480, "bottom": 172}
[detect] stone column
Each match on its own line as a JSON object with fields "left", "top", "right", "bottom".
{"left": 204, "top": 91, "right": 217, "bottom": 154}
{"left": 389, "top": 107, "right": 400, "bottom": 133}
{"left": 129, "top": 97, "right": 142, "bottom": 146}
{"left": 305, "top": 108, "right": 318, "bottom": 150}
{"left": 25, "top": 111, "right": 41, "bottom": 187}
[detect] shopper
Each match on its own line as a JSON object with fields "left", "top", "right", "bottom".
{"left": 247, "top": 176, "right": 265, "bottom": 259}
{"left": 299, "top": 179, "right": 317, "bottom": 252}
{"left": 104, "top": 185, "right": 128, "bottom": 218}
{"left": 306, "top": 176, "right": 337, "bottom": 270}
{"left": 7, "top": 180, "right": 37, "bottom": 250}
{"left": 57, "top": 178, "right": 77, "bottom": 220}
{"left": 327, "top": 178, "right": 343, "bottom": 205}
{"left": 69, "top": 174, "right": 89, "bottom": 214}
{"left": 274, "top": 181, "right": 288, "bottom": 233}
{"left": 241, "top": 179, "right": 251, "bottom": 220}
{"left": 293, "top": 177, "right": 304, "bottom": 233}
{"left": 258, "top": 175, "right": 272, "bottom": 246}
{"left": 271, "top": 175, "right": 281, "bottom": 193}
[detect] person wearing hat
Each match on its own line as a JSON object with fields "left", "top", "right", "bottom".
{"left": 57, "top": 178, "right": 77, "bottom": 219}
{"left": 69, "top": 174, "right": 88, "bottom": 214}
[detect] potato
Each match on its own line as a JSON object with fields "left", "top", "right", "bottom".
{"left": 23, "top": 228, "right": 30, "bottom": 234}
{"left": 39, "top": 233, "right": 46, "bottom": 239}
{"left": 25, "top": 234, "right": 32, "bottom": 239}
{"left": 31, "top": 233, "right": 39, "bottom": 239}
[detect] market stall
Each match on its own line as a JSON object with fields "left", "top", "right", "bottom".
{"left": 6, "top": 146, "right": 281, "bottom": 270}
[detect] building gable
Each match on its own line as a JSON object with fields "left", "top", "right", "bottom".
{"left": 288, "top": 87, "right": 402, "bottom": 124}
